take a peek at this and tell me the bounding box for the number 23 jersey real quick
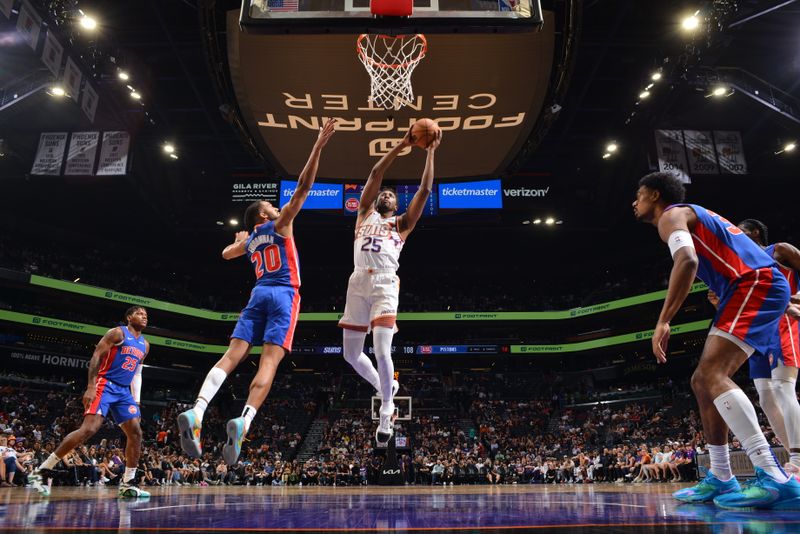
[354,211,404,271]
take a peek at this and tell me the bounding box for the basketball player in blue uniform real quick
[178,118,336,465]
[633,171,800,510]
[29,306,150,498]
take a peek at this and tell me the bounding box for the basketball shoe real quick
[118,482,151,498]
[223,417,246,465]
[375,404,395,445]
[28,469,51,497]
[673,471,741,503]
[713,467,800,510]
[177,409,203,458]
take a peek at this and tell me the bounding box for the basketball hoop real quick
[356,33,427,110]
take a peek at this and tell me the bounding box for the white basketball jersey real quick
[354,211,404,270]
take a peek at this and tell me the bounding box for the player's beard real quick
[376,202,395,216]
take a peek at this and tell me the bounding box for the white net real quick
[357,34,427,110]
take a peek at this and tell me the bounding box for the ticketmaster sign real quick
[438,179,502,209]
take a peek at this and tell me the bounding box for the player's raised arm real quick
[83,327,123,411]
[398,131,441,237]
[773,242,800,272]
[222,231,250,260]
[653,207,700,363]
[359,130,414,217]
[275,118,336,232]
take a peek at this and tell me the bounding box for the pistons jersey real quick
[354,211,404,271]
[98,325,146,386]
[666,204,776,297]
[246,220,301,288]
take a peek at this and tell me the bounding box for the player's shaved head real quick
[638,172,686,206]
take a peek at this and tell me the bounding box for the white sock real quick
[343,329,381,392]
[123,467,137,484]
[714,388,790,482]
[241,404,257,433]
[754,378,789,448]
[772,371,800,458]
[39,453,61,471]
[707,444,733,481]
[373,326,395,407]
[193,367,227,420]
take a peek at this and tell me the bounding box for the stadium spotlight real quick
[709,86,733,98]
[118,71,130,81]
[169,153,179,160]
[602,153,612,159]
[651,71,663,82]
[556,220,564,225]
[229,219,238,226]
[48,86,66,97]
[639,90,651,99]
[522,220,531,225]
[681,13,700,31]
[79,14,98,31]
[130,91,141,100]
[786,142,797,152]
[545,217,555,225]
[532,218,542,225]
[216,221,225,226]
[606,142,618,153]
[162,143,175,154]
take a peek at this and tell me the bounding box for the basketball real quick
[409,118,440,149]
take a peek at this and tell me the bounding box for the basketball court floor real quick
[3,484,800,533]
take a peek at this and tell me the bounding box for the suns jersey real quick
[765,244,800,295]
[354,211,404,271]
[245,220,301,288]
[666,204,776,296]
[97,325,146,386]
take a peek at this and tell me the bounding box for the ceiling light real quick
[162,143,175,154]
[606,142,618,153]
[522,220,531,225]
[651,72,662,82]
[118,71,129,81]
[545,217,555,225]
[645,83,654,90]
[48,86,66,97]
[556,220,563,225]
[711,86,727,97]
[602,153,612,159]
[130,92,141,100]
[169,153,179,160]
[681,14,699,31]
[639,90,651,99]
[216,221,224,226]
[229,219,238,226]
[79,15,98,31]
[533,218,541,225]
[785,142,796,153]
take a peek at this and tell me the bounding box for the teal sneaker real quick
[673,471,741,503]
[713,467,800,510]
[222,417,245,465]
[28,470,51,497]
[118,482,151,498]
[177,409,203,458]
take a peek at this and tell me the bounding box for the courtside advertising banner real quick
[438,179,502,209]
[31,132,67,175]
[96,131,130,175]
[279,180,343,209]
[64,132,100,176]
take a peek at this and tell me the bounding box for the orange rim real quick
[356,33,427,69]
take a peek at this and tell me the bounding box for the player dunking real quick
[338,129,441,445]
[178,119,336,465]
[633,172,800,510]
[30,306,150,498]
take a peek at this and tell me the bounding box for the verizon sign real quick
[503,186,550,198]
[227,11,555,180]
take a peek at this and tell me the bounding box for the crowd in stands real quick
[14,368,796,490]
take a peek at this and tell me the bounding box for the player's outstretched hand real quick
[400,128,414,147]
[315,118,337,148]
[707,290,720,309]
[427,129,442,152]
[652,321,670,364]
[787,302,800,320]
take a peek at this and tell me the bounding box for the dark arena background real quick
[1,0,799,532]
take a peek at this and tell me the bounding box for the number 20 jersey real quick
[354,211,404,271]
[246,220,301,288]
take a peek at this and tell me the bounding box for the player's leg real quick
[371,273,401,444]
[750,350,790,449]
[773,363,800,472]
[339,273,382,392]
[223,286,297,465]
[118,417,149,498]
[178,297,260,457]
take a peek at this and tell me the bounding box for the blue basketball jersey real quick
[666,204,776,296]
[765,244,800,295]
[97,325,146,386]
[245,221,301,288]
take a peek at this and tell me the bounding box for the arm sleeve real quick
[131,364,143,404]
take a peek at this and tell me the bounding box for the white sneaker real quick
[391,379,400,397]
[375,405,395,445]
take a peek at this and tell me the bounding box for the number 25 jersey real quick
[354,211,404,271]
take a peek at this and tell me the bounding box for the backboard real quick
[371,395,412,421]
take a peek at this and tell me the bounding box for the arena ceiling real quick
[0,0,798,249]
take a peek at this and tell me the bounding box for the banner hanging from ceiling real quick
[31,132,68,175]
[96,131,130,175]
